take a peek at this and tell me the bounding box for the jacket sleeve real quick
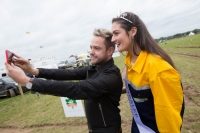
[31,68,122,100]
[36,67,88,80]
[150,69,184,133]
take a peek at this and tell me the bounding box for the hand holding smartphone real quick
[5,50,14,64]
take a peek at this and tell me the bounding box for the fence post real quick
[18,85,26,103]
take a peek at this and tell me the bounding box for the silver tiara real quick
[119,13,133,24]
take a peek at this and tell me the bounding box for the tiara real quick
[118,13,133,24]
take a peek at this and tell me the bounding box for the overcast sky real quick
[0,0,200,69]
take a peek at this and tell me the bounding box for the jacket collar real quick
[124,51,148,73]
[92,58,114,74]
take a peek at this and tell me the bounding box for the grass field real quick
[0,34,199,133]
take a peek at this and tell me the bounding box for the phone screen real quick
[5,50,14,64]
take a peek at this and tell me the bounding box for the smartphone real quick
[5,50,14,64]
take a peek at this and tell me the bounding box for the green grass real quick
[159,34,200,54]
[0,34,200,133]
[169,54,200,90]
[0,94,78,127]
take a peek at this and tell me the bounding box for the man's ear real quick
[107,47,114,56]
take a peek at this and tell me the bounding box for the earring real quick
[132,36,134,39]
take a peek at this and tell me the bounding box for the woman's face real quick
[111,22,132,52]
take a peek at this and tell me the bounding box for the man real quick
[5,28,123,133]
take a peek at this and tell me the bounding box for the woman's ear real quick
[130,27,137,37]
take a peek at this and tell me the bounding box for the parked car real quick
[57,57,76,69]
[0,76,29,97]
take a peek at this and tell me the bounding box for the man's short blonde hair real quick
[93,28,115,50]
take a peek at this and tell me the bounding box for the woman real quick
[111,12,184,133]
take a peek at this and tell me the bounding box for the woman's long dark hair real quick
[112,12,175,68]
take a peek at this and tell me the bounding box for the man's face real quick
[90,36,111,66]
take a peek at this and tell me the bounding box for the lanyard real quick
[125,79,155,133]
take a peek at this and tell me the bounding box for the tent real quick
[189,32,195,36]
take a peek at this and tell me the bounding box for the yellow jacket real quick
[125,51,184,133]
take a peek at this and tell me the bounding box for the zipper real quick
[99,103,106,126]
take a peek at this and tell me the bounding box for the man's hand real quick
[12,53,32,73]
[5,62,30,86]
[12,53,39,76]
[122,87,126,94]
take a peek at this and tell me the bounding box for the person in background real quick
[111,12,184,133]
[5,28,123,133]
[78,60,83,68]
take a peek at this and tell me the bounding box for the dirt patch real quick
[0,128,32,133]
[167,51,200,58]
[0,124,88,133]
[175,46,200,48]
[1,122,131,133]
[183,84,200,107]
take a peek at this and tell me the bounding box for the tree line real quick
[155,28,200,43]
